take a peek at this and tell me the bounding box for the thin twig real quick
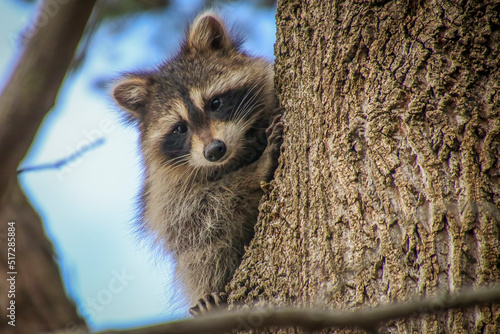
[17,137,105,174]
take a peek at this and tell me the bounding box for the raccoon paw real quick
[189,292,227,317]
[266,114,284,148]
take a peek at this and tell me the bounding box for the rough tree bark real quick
[228,0,500,333]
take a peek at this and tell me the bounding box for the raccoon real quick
[112,12,283,315]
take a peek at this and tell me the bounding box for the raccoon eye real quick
[172,123,188,134]
[210,97,221,110]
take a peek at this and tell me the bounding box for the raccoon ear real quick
[187,12,234,52]
[112,76,152,119]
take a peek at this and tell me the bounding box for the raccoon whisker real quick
[235,95,266,123]
[176,171,196,198]
[238,106,266,130]
[239,103,265,124]
[231,82,264,122]
[193,164,204,182]
[170,158,195,182]
[233,109,257,132]
[238,89,265,122]
[235,106,256,125]
[178,162,198,182]
[164,155,191,171]
[168,155,190,167]
[160,160,188,175]
[192,162,207,183]
[230,82,259,122]
[200,168,209,183]
[169,162,191,175]
[168,167,193,189]
[166,164,187,175]
[242,84,266,115]
[178,170,194,194]
[167,153,190,164]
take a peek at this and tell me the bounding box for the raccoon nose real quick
[204,139,227,162]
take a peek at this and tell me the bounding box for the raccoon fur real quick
[112,12,283,314]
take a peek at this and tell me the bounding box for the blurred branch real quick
[89,285,500,334]
[0,0,96,200]
[71,0,172,72]
[17,137,105,174]
[95,0,170,19]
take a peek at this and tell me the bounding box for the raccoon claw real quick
[272,106,285,117]
[266,114,283,147]
[189,292,227,317]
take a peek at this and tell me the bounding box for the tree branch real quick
[17,137,104,174]
[0,0,96,199]
[94,285,500,334]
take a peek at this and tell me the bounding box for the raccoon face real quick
[150,82,269,170]
[113,12,275,176]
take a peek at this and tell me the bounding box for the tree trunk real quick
[228,0,500,333]
[0,177,86,334]
[0,1,95,332]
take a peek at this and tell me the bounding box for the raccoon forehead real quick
[147,97,188,125]
[188,65,272,110]
[169,98,189,120]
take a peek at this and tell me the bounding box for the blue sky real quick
[0,0,276,332]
